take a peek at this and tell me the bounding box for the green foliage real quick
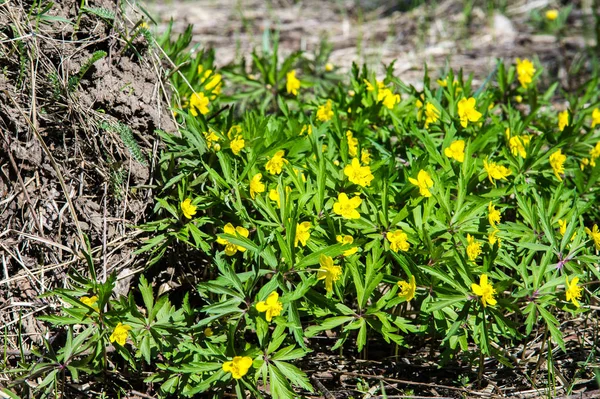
[68,50,107,91]
[100,121,148,166]
[14,17,600,399]
[81,6,115,21]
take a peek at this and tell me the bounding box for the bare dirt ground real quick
[145,0,598,89]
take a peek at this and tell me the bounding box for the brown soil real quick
[0,0,173,347]
[148,0,597,89]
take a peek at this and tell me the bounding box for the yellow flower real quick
[437,79,448,88]
[295,222,311,247]
[300,124,312,136]
[397,275,416,301]
[268,186,290,208]
[488,202,501,227]
[386,230,410,252]
[424,103,440,128]
[483,158,511,185]
[549,149,567,181]
[408,169,434,197]
[181,198,197,219]
[558,219,567,236]
[223,356,253,380]
[336,235,358,256]
[558,110,569,131]
[317,100,334,122]
[265,150,287,175]
[249,173,265,199]
[509,136,527,158]
[558,219,576,241]
[286,70,300,96]
[457,97,482,128]
[488,229,501,247]
[217,223,249,256]
[516,58,536,88]
[592,108,600,128]
[444,140,465,163]
[202,130,220,150]
[515,95,523,103]
[189,92,209,116]
[471,274,497,307]
[204,327,213,337]
[590,142,600,159]
[361,149,371,165]
[333,192,362,219]
[109,322,132,346]
[256,292,283,322]
[380,88,400,109]
[325,63,334,72]
[546,9,559,21]
[198,66,223,96]
[584,224,600,250]
[466,234,482,261]
[344,158,374,187]
[581,157,591,170]
[317,254,342,292]
[230,136,245,155]
[227,125,242,139]
[346,130,358,157]
[80,295,98,310]
[565,276,582,308]
[364,79,384,93]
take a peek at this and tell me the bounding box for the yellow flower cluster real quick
[344,158,374,187]
[265,150,288,175]
[203,130,220,151]
[581,141,600,170]
[346,131,358,157]
[397,275,416,301]
[228,125,245,156]
[256,291,283,322]
[471,274,496,307]
[483,158,511,185]
[585,224,600,250]
[317,100,334,122]
[516,58,535,88]
[549,149,567,181]
[198,65,223,97]
[109,322,132,346]
[364,79,400,109]
[249,173,266,199]
[466,234,482,261]
[409,170,433,197]
[336,234,358,256]
[217,223,249,256]
[189,92,210,116]
[558,110,569,132]
[223,356,253,379]
[424,103,440,128]
[333,193,362,219]
[444,140,465,163]
[181,198,197,219]
[457,97,482,128]
[318,255,342,292]
[506,128,531,159]
[295,222,311,247]
[286,70,300,96]
[386,230,410,252]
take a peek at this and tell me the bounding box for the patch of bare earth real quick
[147,0,597,89]
[0,0,173,372]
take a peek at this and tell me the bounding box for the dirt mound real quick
[0,0,173,345]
